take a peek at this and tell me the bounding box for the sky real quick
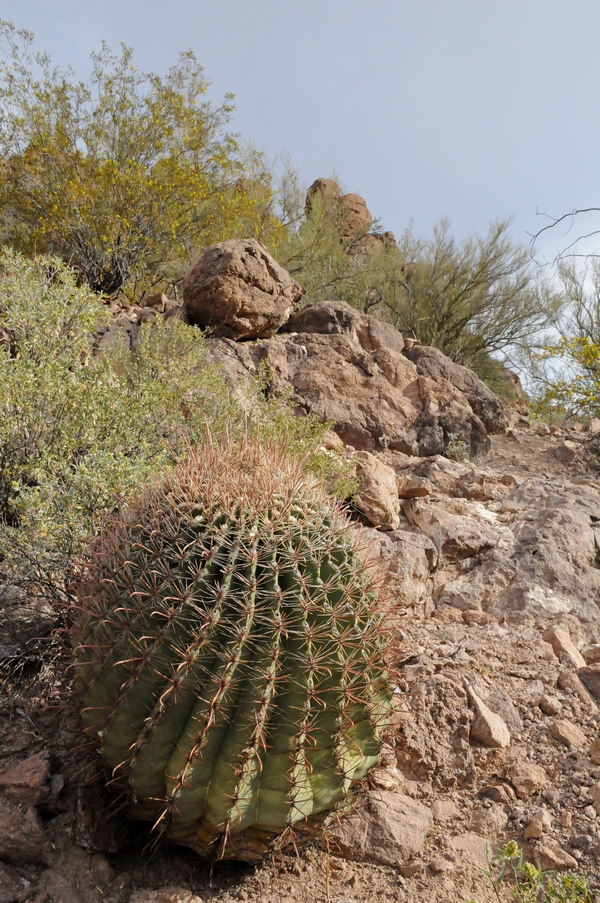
[2,0,600,264]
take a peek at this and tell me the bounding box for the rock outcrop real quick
[183,239,303,340]
[209,299,497,462]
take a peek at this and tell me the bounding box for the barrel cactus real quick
[73,434,393,862]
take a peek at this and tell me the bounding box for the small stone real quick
[583,644,600,665]
[554,440,578,464]
[0,753,52,806]
[468,687,511,748]
[0,797,52,864]
[479,784,516,806]
[589,782,600,814]
[462,610,494,626]
[557,671,597,713]
[509,761,548,799]
[532,838,578,871]
[549,718,588,748]
[539,694,562,716]
[321,430,344,450]
[429,856,454,873]
[577,664,600,699]
[524,807,552,839]
[542,627,586,668]
[535,422,551,436]
[368,765,405,793]
[396,475,433,499]
[590,739,600,765]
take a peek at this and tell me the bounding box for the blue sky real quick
[2,0,600,261]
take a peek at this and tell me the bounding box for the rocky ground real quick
[1,415,600,903]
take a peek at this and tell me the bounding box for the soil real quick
[1,416,600,903]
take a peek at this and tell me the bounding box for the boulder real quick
[183,239,303,340]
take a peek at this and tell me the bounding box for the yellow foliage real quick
[0,25,275,297]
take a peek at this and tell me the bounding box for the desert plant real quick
[0,22,267,297]
[468,841,593,903]
[72,433,393,862]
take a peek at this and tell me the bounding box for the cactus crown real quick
[73,433,393,862]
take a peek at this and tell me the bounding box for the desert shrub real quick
[0,23,271,298]
[532,261,600,419]
[0,250,352,594]
[469,840,592,903]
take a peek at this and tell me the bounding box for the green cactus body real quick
[73,436,393,861]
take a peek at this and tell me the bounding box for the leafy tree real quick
[0,22,264,297]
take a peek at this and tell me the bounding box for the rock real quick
[328,791,432,865]
[0,753,52,806]
[524,807,552,839]
[589,418,600,434]
[557,670,597,713]
[183,239,303,340]
[583,644,600,664]
[554,440,578,463]
[143,292,170,311]
[485,689,523,734]
[531,838,578,871]
[509,761,548,799]
[542,626,586,668]
[577,664,600,699]
[396,475,433,499]
[590,739,600,765]
[549,718,588,748]
[368,766,405,793]
[467,687,511,748]
[404,499,501,564]
[403,344,506,434]
[353,451,400,530]
[283,297,405,355]
[0,796,52,863]
[539,694,562,716]
[589,782,600,813]
[339,192,373,238]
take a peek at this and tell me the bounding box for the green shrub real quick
[469,841,593,903]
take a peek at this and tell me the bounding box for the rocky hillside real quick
[1,239,599,903]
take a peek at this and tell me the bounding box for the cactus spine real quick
[73,435,393,862]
